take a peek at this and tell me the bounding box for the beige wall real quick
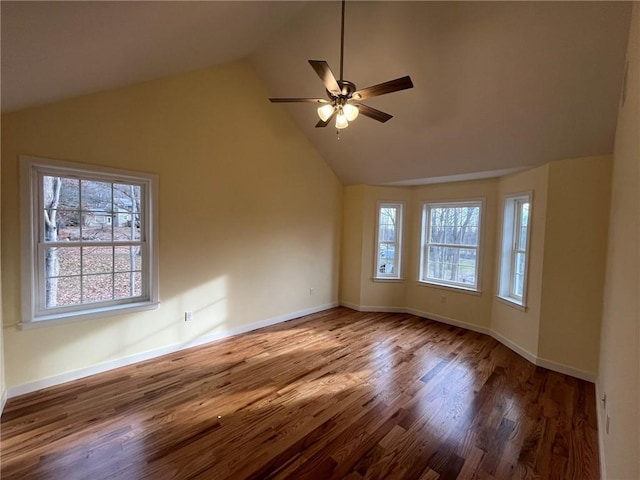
[359,186,411,309]
[406,180,498,329]
[598,3,640,479]
[0,132,5,412]
[538,156,612,374]
[491,164,549,357]
[1,61,342,390]
[339,158,612,380]
[339,185,365,307]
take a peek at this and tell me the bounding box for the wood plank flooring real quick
[0,308,600,479]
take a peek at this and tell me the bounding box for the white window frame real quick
[20,156,159,328]
[498,192,532,309]
[419,199,483,292]
[374,201,404,280]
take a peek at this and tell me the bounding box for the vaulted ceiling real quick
[1,1,633,185]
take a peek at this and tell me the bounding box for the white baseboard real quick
[339,301,406,313]
[343,303,597,383]
[535,356,596,383]
[406,308,491,335]
[7,302,338,399]
[490,329,539,366]
[595,381,607,480]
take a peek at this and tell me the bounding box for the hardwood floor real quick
[1,308,599,479]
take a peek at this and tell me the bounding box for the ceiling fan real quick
[269,0,414,130]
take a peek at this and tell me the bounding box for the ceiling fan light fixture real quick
[317,104,335,122]
[343,103,359,121]
[335,108,349,129]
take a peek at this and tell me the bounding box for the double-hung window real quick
[419,200,482,291]
[498,193,532,307]
[374,202,404,279]
[20,156,159,326]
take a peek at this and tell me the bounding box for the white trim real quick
[595,382,607,480]
[495,295,527,312]
[7,302,338,399]
[419,198,485,292]
[535,356,596,383]
[0,389,7,417]
[415,280,482,296]
[406,308,490,335]
[339,302,405,313]
[490,328,539,366]
[497,191,533,308]
[20,155,160,326]
[373,201,405,280]
[342,303,597,382]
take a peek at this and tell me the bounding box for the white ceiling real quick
[1,1,633,185]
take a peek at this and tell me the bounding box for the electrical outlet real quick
[309,288,314,295]
[184,311,194,322]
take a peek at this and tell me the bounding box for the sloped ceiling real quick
[1,1,633,185]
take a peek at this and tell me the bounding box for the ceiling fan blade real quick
[315,110,336,128]
[308,60,341,95]
[352,76,414,101]
[355,103,393,123]
[269,97,329,103]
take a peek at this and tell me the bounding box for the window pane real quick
[48,247,81,276]
[114,246,142,272]
[114,272,132,298]
[81,180,112,212]
[515,252,526,275]
[429,206,479,246]
[426,246,476,285]
[518,226,528,250]
[378,242,396,275]
[514,273,524,298]
[458,248,477,285]
[80,212,113,241]
[56,212,80,241]
[521,202,529,227]
[379,207,396,242]
[83,274,113,303]
[133,272,143,297]
[82,246,113,274]
[378,259,395,275]
[47,276,81,308]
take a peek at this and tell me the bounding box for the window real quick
[374,202,404,279]
[498,193,532,307]
[20,156,159,326]
[419,200,482,291]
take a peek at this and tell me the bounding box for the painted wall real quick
[339,185,365,307]
[1,61,342,391]
[339,158,612,381]
[598,3,640,479]
[359,186,411,310]
[406,180,498,330]
[0,136,5,413]
[491,164,549,358]
[538,156,612,375]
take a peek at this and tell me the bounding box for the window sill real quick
[21,301,160,329]
[496,296,528,311]
[372,277,405,283]
[416,281,482,296]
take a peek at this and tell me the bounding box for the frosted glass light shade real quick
[335,111,349,129]
[317,104,335,122]
[343,104,359,121]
